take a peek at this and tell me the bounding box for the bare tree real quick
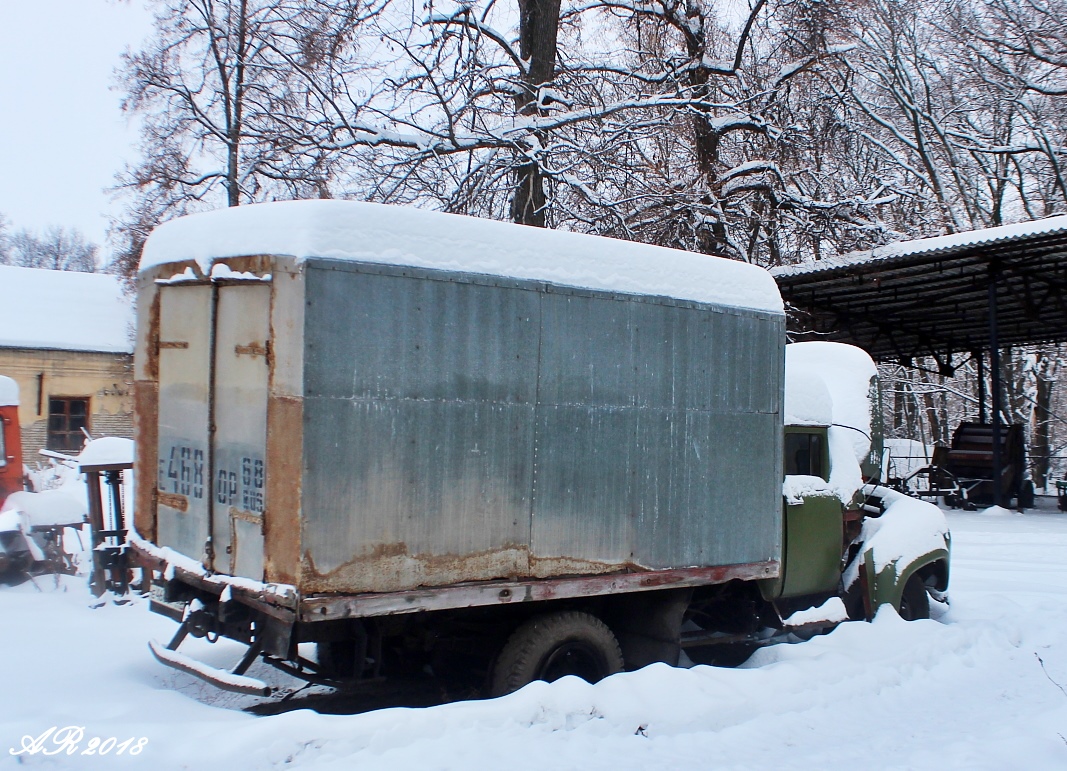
[1027,348,1062,489]
[335,0,885,261]
[0,213,9,265]
[4,225,98,272]
[114,0,381,272]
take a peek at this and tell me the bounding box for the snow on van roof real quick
[784,369,832,427]
[0,265,134,354]
[140,200,784,314]
[0,376,17,407]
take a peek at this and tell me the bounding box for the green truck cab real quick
[762,342,950,626]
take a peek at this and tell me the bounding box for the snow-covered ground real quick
[2,503,1066,770]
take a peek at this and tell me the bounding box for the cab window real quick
[785,431,825,479]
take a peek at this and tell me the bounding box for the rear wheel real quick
[490,611,623,697]
[897,573,930,621]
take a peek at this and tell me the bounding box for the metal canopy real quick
[772,216,1067,506]
[772,216,1067,370]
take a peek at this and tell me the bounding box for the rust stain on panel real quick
[234,343,269,358]
[299,541,638,595]
[214,255,275,276]
[528,553,648,579]
[264,394,302,585]
[157,490,188,512]
[229,506,262,525]
[301,543,528,595]
[133,380,159,541]
[142,288,161,383]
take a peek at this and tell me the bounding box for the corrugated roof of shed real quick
[772,216,1067,364]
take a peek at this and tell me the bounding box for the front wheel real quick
[490,611,624,697]
[897,573,930,621]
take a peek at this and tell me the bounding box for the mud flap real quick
[148,624,270,697]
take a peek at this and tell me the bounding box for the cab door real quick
[780,428,843,598]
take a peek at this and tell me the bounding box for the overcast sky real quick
[0,0,152,253]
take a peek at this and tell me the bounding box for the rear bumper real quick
[148,638,270,697]
[132,539,300,690]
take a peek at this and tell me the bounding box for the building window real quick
[48,397,90,452]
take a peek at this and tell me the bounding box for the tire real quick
[490,611,624,697]
[897,573,930,621]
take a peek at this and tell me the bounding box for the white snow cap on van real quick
[140,200,784,315]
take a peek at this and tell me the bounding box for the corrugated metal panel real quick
[301,264,538,592]
[304,266,539,404]
[298,260,782,593]
[531,294,782,571]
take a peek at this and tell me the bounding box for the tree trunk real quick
[511,0,561,227]
[1031,351,1055,490]
[919,369,944,446]
[225,0,248,207]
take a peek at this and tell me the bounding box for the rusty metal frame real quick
[130,540,297,619]
[83,460,133,597]
[134,537,776,627]
[298,560,779,622]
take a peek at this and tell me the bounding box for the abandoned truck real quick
[130,200,949,697]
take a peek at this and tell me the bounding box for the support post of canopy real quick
[988,266,1003,506]
[976,350,987,425]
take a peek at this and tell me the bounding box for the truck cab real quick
[774,342,949,623]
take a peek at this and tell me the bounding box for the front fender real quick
[866,547,950,616]
[846,485,951,618]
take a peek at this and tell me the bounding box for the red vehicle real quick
[0,376,23,505]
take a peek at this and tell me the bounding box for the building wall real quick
[0,347,134,463]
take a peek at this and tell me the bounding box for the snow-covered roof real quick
[0,376,16,407]
[0,266,134,354]
[773,215,1067,362]
[141,200,784,314]
[787,342,876,441]
[771,214,1067,278]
